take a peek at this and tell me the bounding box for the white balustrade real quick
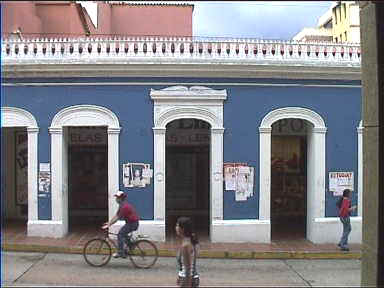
[1,36,361,66]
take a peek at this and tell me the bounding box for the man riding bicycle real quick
[102,191,139,258]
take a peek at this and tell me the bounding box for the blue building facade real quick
[1,38,362,243]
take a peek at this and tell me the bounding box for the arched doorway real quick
[259,107,327,243]
[165,118,211,239]
[1,107,38,235]
[270,118,309,240]
[151,86,227,242]
[49,105,120,237]
[66,126,108,230]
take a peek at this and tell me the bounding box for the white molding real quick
[1,107,39,236]
[1,82,362,88]
[48,105,121,238]
[259,107,327,243]
[151,86,227,241]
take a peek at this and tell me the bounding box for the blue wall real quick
[2,77,361,220]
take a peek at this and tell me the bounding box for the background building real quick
[332,1,360,43]
[2,1,193,38]
[293,6,333,42]
[293,1,360,43]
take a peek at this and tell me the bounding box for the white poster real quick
[224,164,237,191]
[123,163,152,188]
[224,163,254,201]
[329,172,354,196]
[39,171,51,193]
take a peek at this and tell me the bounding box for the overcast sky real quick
[192,1,334,40]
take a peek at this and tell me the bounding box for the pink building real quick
[2,1,193,38]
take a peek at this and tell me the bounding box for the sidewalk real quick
[1,221,361,260]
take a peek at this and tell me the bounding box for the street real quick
[2,251,360,287]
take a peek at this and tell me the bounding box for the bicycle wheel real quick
[83,238,112,267]
[128,239,159,269]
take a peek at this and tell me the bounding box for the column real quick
[211,128,225,221]
[258,127,271,221]
[108,127,121,220]
[312,127,327,219]
[27,127,39,222]
[153,127,166,222]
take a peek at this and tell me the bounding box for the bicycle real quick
[83,229,159,268]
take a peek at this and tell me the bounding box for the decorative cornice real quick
[27,127,40,133]
[259,127,272,133]
[152,127,167,135]
[211,128,225,134]
[313,127,328,134]
[107,127,122,134]
[48,127,63,134]
[150,85,227,101]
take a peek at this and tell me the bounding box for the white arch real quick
[259,106,327,243]
[151,86,226,242]
[47,104,121,237]
[260,107,326,129]
[1,107,39,236]
[156,107,220,129]
[50,105,119,128]
[1,106,38,128]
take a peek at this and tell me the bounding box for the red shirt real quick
[339,198,351,218]
[118,201,139,222]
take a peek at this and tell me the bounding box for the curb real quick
[2,244,361,260]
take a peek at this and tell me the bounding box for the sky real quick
[192,1,335,40]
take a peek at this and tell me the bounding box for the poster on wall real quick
[39,163,51,193]
[15,131,28,205]
[224,163,254,201]
[329,172,354,196]
[123,163,153,188]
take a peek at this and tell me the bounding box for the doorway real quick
[1,127,28,228]
[165,119,210,239]
[67,126,108,230]
[270,119,308,240]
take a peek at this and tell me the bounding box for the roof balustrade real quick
[1,37,361,67]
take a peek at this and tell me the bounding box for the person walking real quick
[337,189,357,251]
[102,191,139,258]
[175,217,200,287]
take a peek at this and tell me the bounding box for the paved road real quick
[2,251,361,287]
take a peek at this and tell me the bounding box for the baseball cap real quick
[114,191,126,198]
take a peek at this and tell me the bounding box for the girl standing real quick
[175,217,200,287]
[338,189,357,251]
